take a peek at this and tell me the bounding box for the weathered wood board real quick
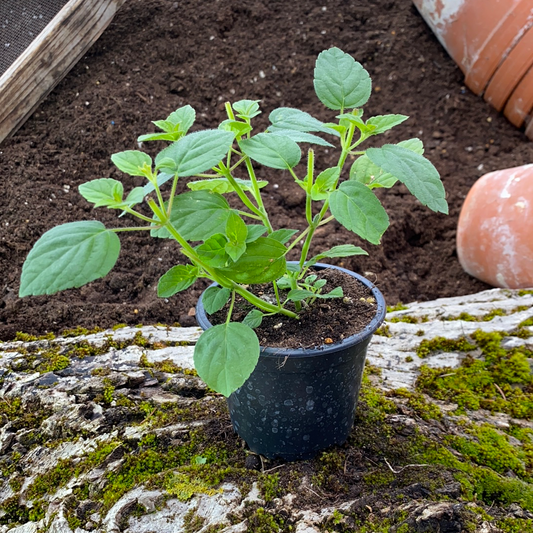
[0,0,127,145]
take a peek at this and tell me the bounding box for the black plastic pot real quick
[195,263,386,461]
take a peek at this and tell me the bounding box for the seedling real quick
[20,48,447,396]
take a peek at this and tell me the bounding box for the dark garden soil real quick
[2,0,533,340]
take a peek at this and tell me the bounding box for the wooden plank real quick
[0,0,128,145]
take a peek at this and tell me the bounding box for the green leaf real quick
[20,221,120,297]
[202,286,231,314]
[269,229,298,244]
[123,187,145,207]
[151,190,232,241]
[321,244,368,258]
[321,286,344,298]
[268,107,340,137]
[194,323,260,397]
[232,100,261,120]
[138,106,196,143]
[289,286,343,301]
[313,279,327,289]
[152,119,176,132]
[157,265,198,297]
[154,130,235,177]
[137,132,178,142]
[311,167,340,201]
[219,119,253,138]
[286,289,315,302]
[314,48,372,110]
[239,133,301,170]
[217,237,287,284]
[276,275,292,290]
[366,144,448,214]
[197,234,230,268]
[225,213,248,262]
[266,128,334,147]
[245,225,267,243]
[350,138,424,189]
[329,181,389,244]
[337,113,371,134]
[78,179,124,208]
[397,138,424,154]
[350,156,387,187]
[366,114,409,135]
[167,105,196,133]
[111,151,152,177]
[306,244,368,267]
[187,177,268,195]
[242,309,263,329]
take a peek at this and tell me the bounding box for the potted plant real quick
[19,48,447,460]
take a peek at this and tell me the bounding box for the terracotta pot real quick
[456,164,533,289]
[413,0,533,136]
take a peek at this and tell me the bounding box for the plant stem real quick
[244,157,274,233]
[218,166,265,221]
[161,217,299,319]
[305,150,314,226]
[226,290,236,325]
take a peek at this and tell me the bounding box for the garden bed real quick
[2,0,533,340]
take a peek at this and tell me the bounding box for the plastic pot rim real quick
[195,262,386,359]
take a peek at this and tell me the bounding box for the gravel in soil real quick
[2,0,533,340]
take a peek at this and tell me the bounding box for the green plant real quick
[19,48,447,396]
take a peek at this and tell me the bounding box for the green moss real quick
[91,367,111,377]
[391,389,442,420]
[447,424,529,479]
[418,438,533,510]
[0,496,45,525]
[139,352,196,375]
[417,330,533,418]
[481,308,507,321]
[0,397,51,430]
[358,370,397,423]
[27,459,76,500]
[183,508,205,533]
[416,336,476,358]
[258,473,281,503]
[518,317,533,328]
[518,290,533,297]
[60,326,105,337]
[386,303,409,313]
[246,507,286,533]
[389,316,420,324]
[164,472,221,501]
[375,324,391,337]
[496,517,533,532]
[14,331,55,342]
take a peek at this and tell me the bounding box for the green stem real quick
[226,290,236,325]
[161,217,298,319]
[166,173,179,216]
[244,157,274,233]
[111,226,156,233]
[237,210,263,221]
[284,227,310,255]
[121,207,159,225]
[218,166,267,223]
[305,150,314,225]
